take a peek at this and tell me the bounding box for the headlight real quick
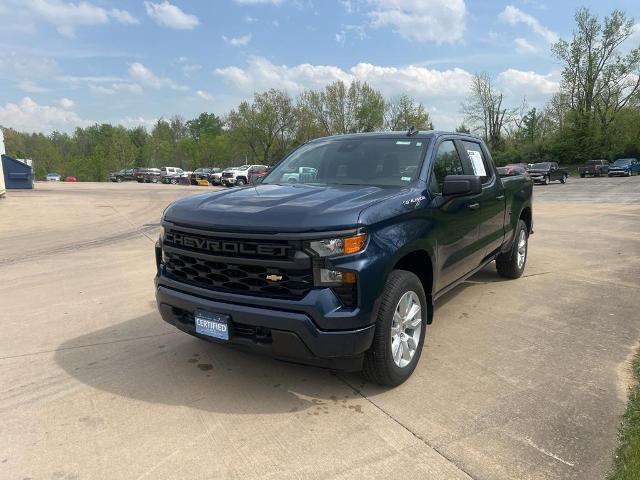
[308,233,367,257]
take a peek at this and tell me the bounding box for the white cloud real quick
[88,84,116,95]
[222,34,252,47]
[514,37,538,54]
[0,97,86,132]
[335,24,366,45]
[499,5,558,44]
[144,1,199,30]
[117,116,158,129]
[128,63,188,91]
[0,51,59,80]
[196,90,214,101]
[245,15,258,23]
[233,0,284,5]
[368,0,466,44]
[214,57,473,99]
[498,69,560,99]
[109,8,139,25]
[58,98,74,109]
[22,0,138,37]
[16,80,50,93]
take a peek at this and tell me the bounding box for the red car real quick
[64,176,78,182]
[248,166,270,184]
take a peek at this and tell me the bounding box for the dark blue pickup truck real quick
[155,131,533,386]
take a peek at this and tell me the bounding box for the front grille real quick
[164,251,313,299]
[222,172,234,178]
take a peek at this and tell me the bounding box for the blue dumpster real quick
[1,154,34,189]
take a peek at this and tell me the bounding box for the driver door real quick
[429,139,486,291]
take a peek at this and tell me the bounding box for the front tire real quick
[560,174,567,184]
[170,178,177,185]
[496,219,528,279]
[542,176,548,185]
[235,178,246,186]
[363,270,427,387]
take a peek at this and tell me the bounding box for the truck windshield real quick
[531,162,551,169]
[613,159,632,166]
[263,137,428,187]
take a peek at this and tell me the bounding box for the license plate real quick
[194,310,230,341]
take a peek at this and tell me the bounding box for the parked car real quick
[209,169,224,185]
[64,176,77,182]
[222,165,268,187]
[281,166,318,184]
[133,167,160,183]
[155,131,534,386]
[248,166,270,184]
[46,172,61,181]
[160,166,185,184]
[608,158,640,177]
[498,165,528,177]
[138,168,161,183]
[110,168,138,182]
[527,162,568,184]
[190,167,220,185]
[578,159,609,177]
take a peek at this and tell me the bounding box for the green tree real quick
[384,94,430,131]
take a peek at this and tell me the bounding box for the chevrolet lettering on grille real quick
[165,232,290,258]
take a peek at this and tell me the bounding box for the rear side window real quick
[462,141,492,183]
[430,140,465,193]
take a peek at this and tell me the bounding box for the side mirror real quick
[442,175,482,197]
[251,175,265,185]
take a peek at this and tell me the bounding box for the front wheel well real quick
[392,250,434,324]
[520,207,532,234]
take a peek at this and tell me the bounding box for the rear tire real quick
[496,219,528,279]
[363,270,427,387]
[580,173,585,178]
[116,177,123,183]
[542,176,548,185]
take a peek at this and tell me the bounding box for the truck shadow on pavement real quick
[54,313,366,415]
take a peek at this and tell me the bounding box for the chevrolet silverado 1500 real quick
[155,131,533,386]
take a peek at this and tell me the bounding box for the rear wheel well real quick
[393,250,434,324]
[520,207,532,234]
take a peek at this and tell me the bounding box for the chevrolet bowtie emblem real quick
[265,274,283,282]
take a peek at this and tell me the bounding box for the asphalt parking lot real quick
[1,177,639,480]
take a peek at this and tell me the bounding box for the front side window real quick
[263,138,427,187]
[430,140,464,193]
[462,141,492,183]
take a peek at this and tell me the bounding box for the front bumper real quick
[156,280,375,371]
[608,169,629,176]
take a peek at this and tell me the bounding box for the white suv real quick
[221,165,268,187]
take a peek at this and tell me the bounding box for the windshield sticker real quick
[467,150,487,176]
[416,142,422,146]
[395,141,411,145]
[401,176,411,181]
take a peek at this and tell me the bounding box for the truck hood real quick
[163,183,405,233]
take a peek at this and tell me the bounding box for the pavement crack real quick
[0,332,177,361]
[336,374,476,480]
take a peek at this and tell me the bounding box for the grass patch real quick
[609,351,640,480]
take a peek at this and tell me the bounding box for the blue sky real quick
[0,0,638,133]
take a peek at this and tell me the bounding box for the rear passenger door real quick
[429,139,486,290]
[460,140,506,258]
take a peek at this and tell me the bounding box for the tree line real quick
[1,82,430,182]
[2,7,639,181]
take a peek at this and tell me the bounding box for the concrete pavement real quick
[1,177,639,479]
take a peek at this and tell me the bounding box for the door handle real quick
[467,203,480,210]
[496,195,505,201]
